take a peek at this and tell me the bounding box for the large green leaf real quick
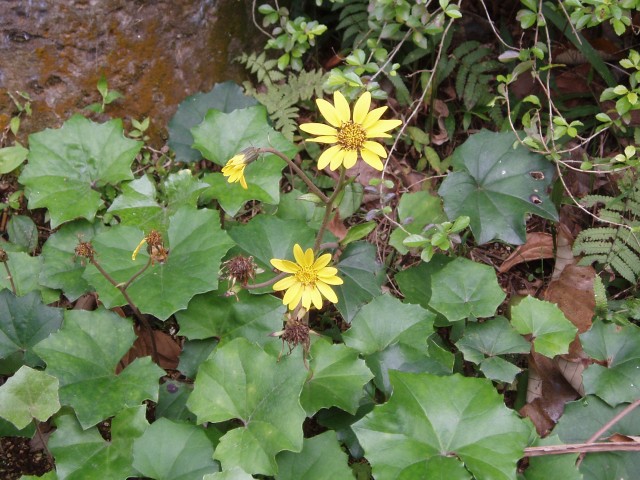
[83,207,234,320]
[456,316,531,383]
[395,255,454,311]
[50,407,148,480]
[580,319,640,406]
[40,220,104,301]
[429,257,506,322]
[438,130,557,245]
[155,380,197,423]
[175,289,285,349]
[19,115,142,228]
[335,242,385,323]
[0,365,60,429]
[276,431,353,480]
[0,290,63,373]
[204,469,254,480]
[33,309,164,428]
[352,371,529,480]
[300,339,373,415]
[389,191,446,254]
[168,81,258,163]
[192,106,296,216]
[132,418,219,480]
[555,396,640,480]
[511,296,577,358]
[187,338,308,476]
[107,171,209,234]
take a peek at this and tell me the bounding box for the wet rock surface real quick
[0,0,257,142]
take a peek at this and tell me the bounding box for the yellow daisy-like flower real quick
[271,244,344,311]
[221,153,249,189]
[299,91,402,171]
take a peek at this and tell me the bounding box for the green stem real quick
[2,260,16,295]
[313,168,347,253]
[244,271,287,290]
[259,147,330,204]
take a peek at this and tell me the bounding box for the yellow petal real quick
[303,247,315,267]
[343,150,358,169]
[293,244,306,265]
[301,286,313,310]
[361,106,388,130]
[316,281,338,303]
[287,286,304,310]
[313,253,332,270]
[318,273,343,285]
[310,286,324,309]
[306,135,339,144]
[363,141,387,158]
[365,119,403,137]
[270,258,299,273]
[239,175,248,189]
[333,91,351,123]
[353,91,372,124]
[283,281,303,306]
[273,275,298,291]
[361,148,384,171]
[300,122,338,136]
[318,145,344,170]
[318,266,338,277]
[316,98,342,128]
[330,150,346,170]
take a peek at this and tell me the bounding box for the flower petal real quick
[361,148,384,171]
[318,273,343,285]
[239,174,248,189]
[361,106,388,130]
[330,150,347,170]
[311,286,324,309]
[363,140,387,158]
[318,266,338,277]
[301,285,313,310]
[318,146,345,170]
[282,281,302,306]
[316,281,338,303]
[300,122,338,136]
[270,259,299,274]
[293,244,306,265]
[287,287,304,311]
[353,91,371,124]
[305,135,339,144]
[343,150,358,169]
[316,98,342,128]
[313,253,332,270]
[365,119,403,137]
[303,247,315,267]
[333,91,351,123]
[273,275,298,291]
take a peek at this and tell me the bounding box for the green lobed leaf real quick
[33,309,164,428]
[276,430,353,480]
[0,290,63,374]
[0,365,60,429]
[511,296,577,358]
[580,319,640,406]
[155,380,197,423]
[132,418,219,480]
[353,371,529,480]
[429,257,506,322]
[168,81,258,163]
[274,188,326,230]
[203,468,254,480]
[301,339,373,415]
[478,356,523,384]
[438,130,558,245]
[175,289,285,354]
[192,105,296,216]
[83,207,234,320]
[389,191,446,254]
[19,115,142,228]
[0,251,59,302]
[334,242,385,323]
[39,219,104,301]
[187,338,308,476]
[7,215,38,253]
[177,338,218,379]
[395,255,454,312]
[50,407,149,480]
[555,396,640,480]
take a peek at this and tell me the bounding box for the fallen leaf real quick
[498,232,554,273]
[117,325,181,372]
[326,211,347,241]
[550,224,575,281]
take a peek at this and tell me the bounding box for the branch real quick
[525,441,640,457]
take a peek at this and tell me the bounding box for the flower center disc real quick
[296,267,317,286]
[337,121,366,150]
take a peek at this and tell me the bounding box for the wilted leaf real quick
[498,232,554,273]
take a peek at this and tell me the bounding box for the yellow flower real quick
[271,244,343,311]
[221,154,249,189]
[299,91,402,171]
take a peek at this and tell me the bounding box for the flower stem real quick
[244,271,287,290]
[2,261,16,295]
[314,167,346,253]
[258,147,330,204]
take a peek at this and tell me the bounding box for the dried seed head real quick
[222,255,257,287]
[0,249,7,263]
[75,241,95,259]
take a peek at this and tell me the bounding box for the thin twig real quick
[479,0,518,50]
[370,30,412,82]
[314,167,346,252]
[251,0,274,39]
[3,261,16,295]
[525,441,640,457]
[244,271,287,290]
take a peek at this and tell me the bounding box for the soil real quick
[0,436,54,479]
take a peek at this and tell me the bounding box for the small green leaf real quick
[33,309,164,428]
[187,338,308,476]
[19,115,142,228]
[341,221,376,246]
[353,372,529,480]
[456,316,530,364]
[429,257,506,322]
[132,418,218,480]
[511,296,577,358]
[389,191,446,254]
[276,431,353,480]
[0,366,59,429]
[395,255,454,311]
[0,144,28,174]
[7,215,38,253]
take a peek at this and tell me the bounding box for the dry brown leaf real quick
[551,224,576,281]
[326,211,347,241]
[607,433,640,443]
[117,325,181,372]
[498,232,554,273]
[431,99,450,146]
